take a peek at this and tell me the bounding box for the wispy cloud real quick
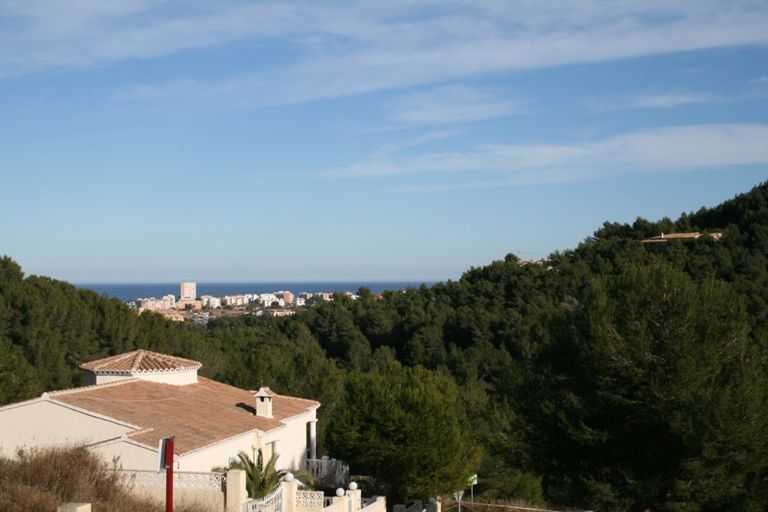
[5,1,766,106]
[386,85,524,124]
[370,130,460,157]
[627,94,719,108]
[591,92,722,111]
[0,1,303,73]
[326,124,768,189]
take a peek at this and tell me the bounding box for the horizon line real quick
[73,279,442,285]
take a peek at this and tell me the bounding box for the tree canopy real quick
[325,360,480,501]
[3,181,768,510]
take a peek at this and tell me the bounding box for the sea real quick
[75,282,435,302]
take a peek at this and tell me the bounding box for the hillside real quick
[2,181,768,511]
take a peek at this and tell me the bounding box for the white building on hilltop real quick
[0,350,319,472]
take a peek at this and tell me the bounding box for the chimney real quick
[254,386,274,418]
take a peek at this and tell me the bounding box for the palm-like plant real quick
[229,449,286,499]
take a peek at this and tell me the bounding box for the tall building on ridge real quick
[180,281,196,300]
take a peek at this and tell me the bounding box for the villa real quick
[0,350,319,472]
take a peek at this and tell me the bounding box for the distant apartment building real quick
[316,292,333,302]
[222,295,247,307]
[136,294,176,312]
[200,295,222,308]
[157,309,185,322]
[180,281,197,300]
[176,299,202,311]
[265,309,296,317]
[258,293,284,307]
[279,291,295,304]
[295,297,306,307]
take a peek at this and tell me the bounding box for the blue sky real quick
[1,1,767,282]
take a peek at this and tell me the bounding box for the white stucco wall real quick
[179,430,260,472]
[84,373,132,385]
[127,482,225,512]
[178,408,316,472]
[0,399,134,458]
[263,410,316,470]
[86,369,198,386]
[90,439,159,470]
[133,370,198,385]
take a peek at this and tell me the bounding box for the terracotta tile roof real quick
[50,377,319,455]
[80,350,202,374]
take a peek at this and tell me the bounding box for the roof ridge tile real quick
[81,350,202,374]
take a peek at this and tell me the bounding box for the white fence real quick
[119,469,231,511]
[276,478,385,512]
[296,490,325,512]
[120,469,226,491]
[71,465,386,512]
[117,470,390,512]
[244,482,284,512]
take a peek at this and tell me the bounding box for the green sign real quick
[467,474,478,486]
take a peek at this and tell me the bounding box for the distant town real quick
[128,281,361,324]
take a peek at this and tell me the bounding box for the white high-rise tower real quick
[180,281,197,300]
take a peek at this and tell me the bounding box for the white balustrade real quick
[295,490,325,512]
[245,483,284,512]
[120,470,226,491]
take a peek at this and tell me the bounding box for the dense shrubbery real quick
[0,446,206,512]
[2,181,768,510]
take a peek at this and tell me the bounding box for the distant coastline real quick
[75,282,436,302]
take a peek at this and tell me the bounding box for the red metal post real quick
[165,436,175,512]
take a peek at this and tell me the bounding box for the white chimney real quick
[254,386,274,418]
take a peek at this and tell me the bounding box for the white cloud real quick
[593,93,722,111]
[0,1,307,73]
[326,124,768,187]
[387,85,524,124]
[371,130,460,157]
[3,1,767,107]
[631,94,717,108]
